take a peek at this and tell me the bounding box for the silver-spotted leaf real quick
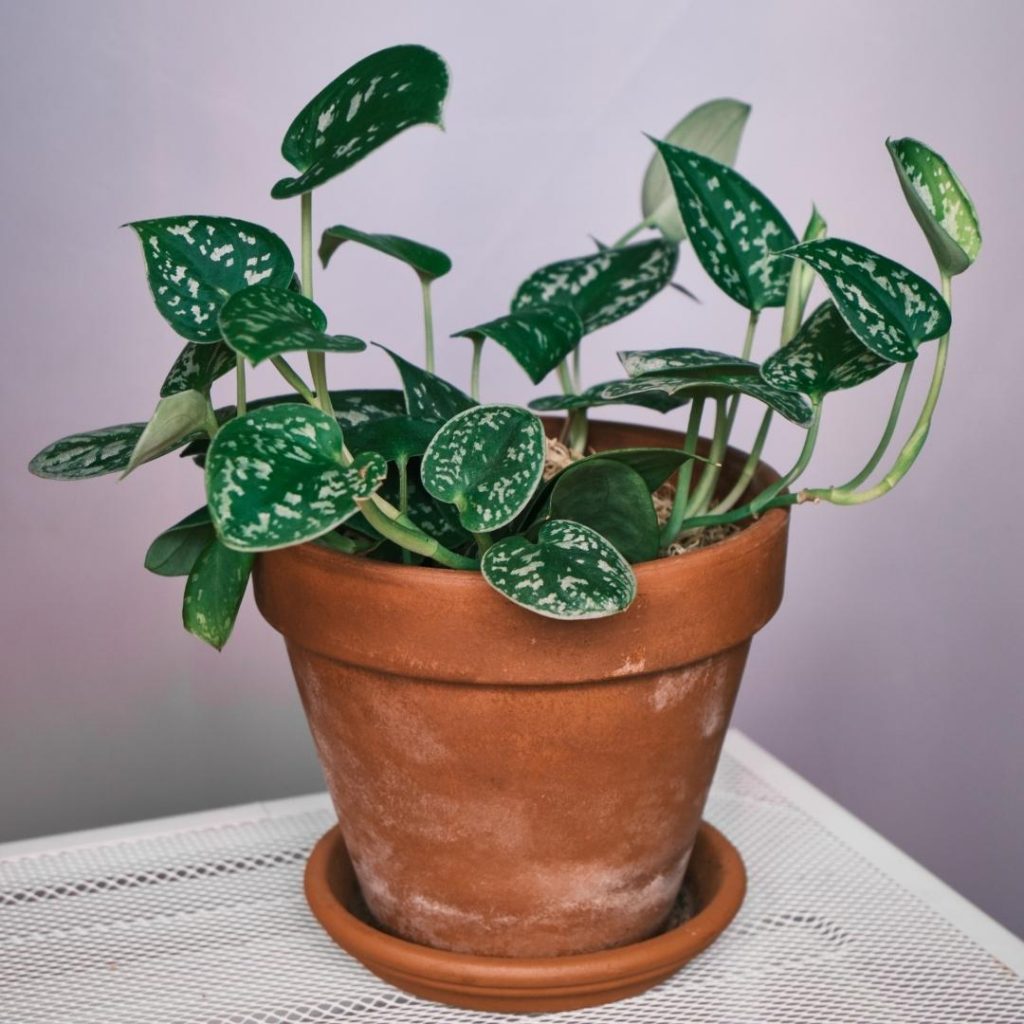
[145,507,215,577]
[619,346,755,378]
[512,240,678,333]
[789,205,828,327]
[182,538,254,650]
[29,423,146,480]
[218,286,365,365]
[482,520,636,620]
[642,99,751,242]
[453,306,584,385]
[377,344,475,421]
[421,405,545,532]
[529,382,688,414]
[126,389,210,475]
[651,140,797,310]
[346,415,439,463]
[327,389,407,427]
[161,341,236,397]
[781,239,951,361]
[128,216,294,341]
[205,404,387,551]
[762,301,895,397]
[319,224,451,280]
[273,45,449,199]
[887,137,981,277]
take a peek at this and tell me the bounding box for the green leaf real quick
[272,45,449,199]
[642,98,751,242]
[421,405,545,532]
[790,205,828,322]
[376,344,475,421]
[482,520,636,620]
[512,240,678,333]
[182,538,254,650]
[218,286,365,365]
[205,404,387,551]
[29,423,145,480]
[547,459,659,563]
[128,216,294,341]
[319,224,451,280]
[619,346,754,378]
[247,388,406,426]
[161,341,237,398]
[650,140,797,310]
[529,381,689,414]
[780,238,951,362]
[762,301,895,398]
[453,306,584,385]
[404,467,472,549]
[145,507,215,577]
[346,415,439,463]
[601,372,814,425]
[126,389,210,475]
[887,137,981,277]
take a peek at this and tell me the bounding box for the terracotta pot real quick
[254,419,788,959]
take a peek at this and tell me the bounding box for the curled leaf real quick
[145,507,215,577]
[320,224,451,280]
[620,346,755,378]
[126,389,210,475]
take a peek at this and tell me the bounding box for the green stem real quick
[472,531,493,555]
[712,408,772,514]
[203,403,220,440]
[357,496,478,569]
[572,346,582,392]
[660,397,705,547]
[299,191,332,417]
[685,397,729,518]
[398,457,410,515]
[780,258,805,346]
[724,310,760,436]
[235,354,247,417]
[270,356,317,405]
[420,276,436,373]
[470,337,483,401]
[556,360,575,395]
[612,216,654,248]
[836,361,915,491]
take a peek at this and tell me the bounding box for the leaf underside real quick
[319,224,451,280]
[126,389,210,474]
[620,346,755,378]
[145,506,215,577]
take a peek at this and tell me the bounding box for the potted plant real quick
[29,44,980,1013]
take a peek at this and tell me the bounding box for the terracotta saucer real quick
[304,822,746,1014]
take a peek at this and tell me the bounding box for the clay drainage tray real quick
[304,822,746,1014]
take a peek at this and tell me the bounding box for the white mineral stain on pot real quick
[650,670,697,711]
[612,654,646,677]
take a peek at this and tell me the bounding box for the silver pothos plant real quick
[30,45,981,646]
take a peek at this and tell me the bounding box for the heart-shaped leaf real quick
[642,98,751,242]
[218,286,365,365]
[548,459,659,563]
[887,137,981,277]
[183,538,254,650]
[421,405,545,532]
[453,306,584,385]
[601,372,813,425]
[781,239,951,361]
[205,404,387,551]
[762,301,895,397]
[272,45,449,199]
[512,240,678,333]
[651,140,797,310]
[29,423,146,480]
[145,507,215,577]
[126,389,210,475]
[161,341,237,398]
[377,344,476,421]
[346,415,439,463]
[319,224,451,280]
[529,382,689,414]
[128,216,294,341]
[619,346,755,378]
[482,520,636,620]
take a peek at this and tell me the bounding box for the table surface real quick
[2,730,1022,1024]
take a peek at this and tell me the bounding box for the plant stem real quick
[270,356,317,405]
[724,310,759,434]
[685,396,728,518]
[235,354,247,417]
[357,496,478,569]
[659,397,704,547]
[780,257,806,346]
[712,408,772,514]
[299,191,333,417]
[572,346,582,392]
[472,531,493,555]
[420,276,436,373]
[398,457,410,515]
[836,361,915,491]
[612,216,654,248]
[470,337,483,401]
[203,403,220,440]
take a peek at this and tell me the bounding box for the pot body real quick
[255,420,788,958]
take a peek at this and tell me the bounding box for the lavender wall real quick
[2,1,1021,934]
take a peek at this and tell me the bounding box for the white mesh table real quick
[2,730,1022,1024]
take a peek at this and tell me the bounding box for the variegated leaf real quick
[619,346,755,378]
[128,216,294,341]
[29,423,146,480]
[182,538,254,650]
[272,45,449,199]
[482,520,636,620]
[376,344,475,421]
[161,341,236,397]
[346,415,439,463]
[651,140,797,310]
[205,404,387,551]
[512,240,678,333]
[781,239,951,362]
[642,98,751,242]
[601,372,813,425]
[452,306,584,385]
[529,381,688,414]
[145,507,214,577]
[327,389,407,427]
[218,286,365,365]
[791,206,828,322]
[762,301,895,397]
[421,405,545,532]
[126,389,210,475]
[887,137,981,277]
[319,224,451,280]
